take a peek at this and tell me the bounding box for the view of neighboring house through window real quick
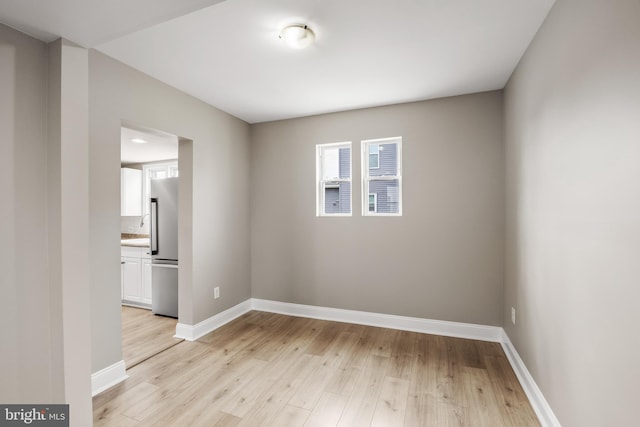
[369,144,380,169]
[368,193,377,213]
[316,142,352,216]
[362,137,402,216]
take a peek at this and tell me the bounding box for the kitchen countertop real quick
[121,237,150,247]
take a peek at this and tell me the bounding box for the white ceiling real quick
[121,126,178,165]
[0,0,555,124]
[0,0,226,46]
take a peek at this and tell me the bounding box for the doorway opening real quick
[119,122,184,368]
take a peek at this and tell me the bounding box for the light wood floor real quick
[121,306,183,369]
[95,311,540,426]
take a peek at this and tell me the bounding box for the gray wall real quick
[503,0,640,425]
[47,38,93,425]
[251,92,504,326]
[89,51,252,373]
[0,22,51,404]
[0,27,93,424]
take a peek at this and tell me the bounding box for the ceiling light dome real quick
[279,24,315,49]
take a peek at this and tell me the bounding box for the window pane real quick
[367,179,400,214]
[322,147,340,179]
[324,181,351,214]
[369,142,397,176]
[368,194,376,212]
[338,147,351,178]
[317,143,351,216]
[322,147,351,180]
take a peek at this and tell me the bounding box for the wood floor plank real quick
[233,355,323,426]
[223,353,321,418]
[336,354,390,427]
[405,390,438,427]
[93,311,541,427]
[460,366,507,427]
[269,405,311,427]
[93,382,158,426]
[404,333,438,426]
[435,335,465,408]
[370,376,410,427]
[455,338,486,370]
[305,321,343,356]
[120,306,182,369]
[246,315,321,362]
[436,401,467,427]
[475,340,505,358]
[190,411,241,427]
[324,364,362,397]
[369,327,398,358]
[289,331,360,410]
[96,413,139,427]
[303,392,348,427]
[484,355,542,427]
[388,350,415,380]
[132,354,268,425]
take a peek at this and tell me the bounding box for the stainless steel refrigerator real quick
[150,177,179,318]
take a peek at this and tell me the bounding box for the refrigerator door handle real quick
[150,197,158,255]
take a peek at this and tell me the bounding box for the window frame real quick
[316,141,352,217]
[361,136,403,217]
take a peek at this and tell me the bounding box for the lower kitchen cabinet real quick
[141,258,152,305]
[121,256,141,301]
[121,246,152,307]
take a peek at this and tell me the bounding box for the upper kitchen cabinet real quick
[121,167,143,216]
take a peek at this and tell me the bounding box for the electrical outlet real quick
[214,287,220,299]
[511,307,516,325]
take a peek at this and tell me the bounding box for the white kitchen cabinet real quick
[141,258,153,305]
[121,167,143,216]
[121,246,152,307]
[121,256,141,301]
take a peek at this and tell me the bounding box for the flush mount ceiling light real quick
[279,24,315,49]
[131,138,148,144]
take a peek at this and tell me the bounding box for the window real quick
[316,142,352,216]
[362,137,402,216]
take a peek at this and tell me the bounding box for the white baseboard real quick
[121,301,151,310]
[250,298,503,342]
[501,331,561,427]
[175,299,253,341]
[91,360,128,397]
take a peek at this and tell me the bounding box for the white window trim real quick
[316,141,352,217]
[361,136,402,216]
